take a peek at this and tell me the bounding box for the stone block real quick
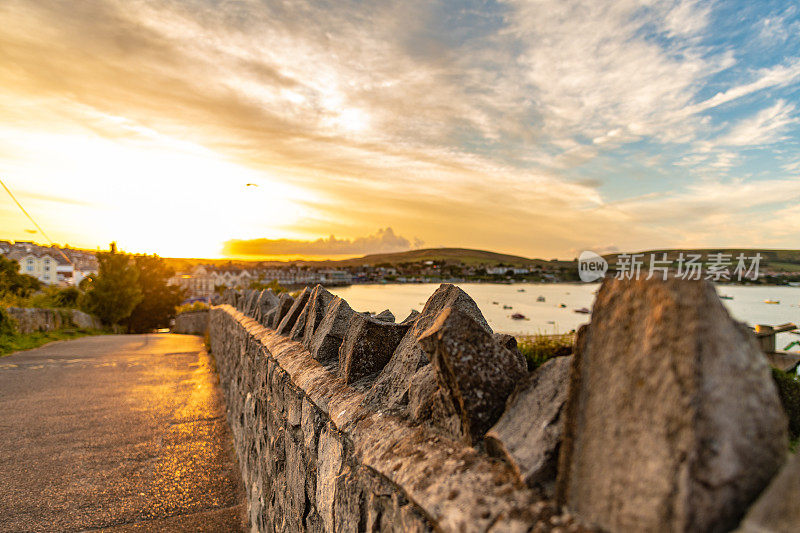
[271,292,295,330]
[373,309,395,322]
[338,313,411,384]
[309,297,356,364]
[419,307,527,444]
[300,285,336,347]
[278,286,311,337]
[738,451,800,533]
[485,355,572,495]
[364,284,492,413]
[556,277,788,533]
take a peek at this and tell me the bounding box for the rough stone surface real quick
[245,290,260,316]
[5,307,64,333]
[738,451,800,533]
[364,284,492,413]
[373,309,395,322]
[418,308,527,444]
[270,292,295,330]
[493,333,527,370]
[401,310,420,324]
[254,289,279,324]
[485,355,571,495]
[309,297,355,365]
[338,312,411,384]
[172,310,209,335]
[556,277,788,533]
[300,285,336,347]
[4,307,103,333]
[209,303,591,533]
[277,287,311,336]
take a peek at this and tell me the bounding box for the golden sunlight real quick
[0,122,313,258]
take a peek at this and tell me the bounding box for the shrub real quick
[772,367,800,443]
[176,301,209,314]
[517,333,574,371]
[0,308,16,336]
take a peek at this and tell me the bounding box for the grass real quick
[0,328,105,357]
[516,333,574,371]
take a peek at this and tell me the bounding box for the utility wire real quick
[0,176,73,265]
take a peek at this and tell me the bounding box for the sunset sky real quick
[1,0,799,259]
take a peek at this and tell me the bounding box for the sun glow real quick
[335,108,370,133]
[0,123,312,258]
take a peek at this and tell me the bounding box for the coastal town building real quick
[168,265,216,300]
[6,249,68,285]
[1,241,98,286]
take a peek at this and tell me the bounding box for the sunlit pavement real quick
[0,334,246,532]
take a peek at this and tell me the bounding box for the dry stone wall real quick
[211,279,794,532]
[172,309,209,335]
[3,307,101,334]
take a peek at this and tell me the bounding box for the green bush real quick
[176,301,209,314]
[28,286,82,309]
[772,367,800,443]
[517,333,574,371]
[0,308,16,336]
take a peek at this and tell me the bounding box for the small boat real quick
[511,312,527,320]
[719,295,734,300]
[559,303,567,308]
[492,301,499,305]
[764,299,781,305]
[574,307,591,314]
[503,304,513,310]
[536,296,545,302]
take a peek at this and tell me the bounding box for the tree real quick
[0,255,42,299]
[80,243,142,326]
[125,254,184,333]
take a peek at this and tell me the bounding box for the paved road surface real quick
[0,334,246,532]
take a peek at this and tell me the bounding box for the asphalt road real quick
[0,334,246,532]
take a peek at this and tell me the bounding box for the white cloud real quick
[714,100,797,147]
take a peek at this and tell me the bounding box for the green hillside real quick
[299,248,560,267]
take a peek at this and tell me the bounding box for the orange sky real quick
[1,1,798,259]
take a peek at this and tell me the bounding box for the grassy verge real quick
[0,328,105,357]
[517,333,574,371]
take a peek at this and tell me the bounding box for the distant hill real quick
[160,247,800,274]
[297,248,565,267]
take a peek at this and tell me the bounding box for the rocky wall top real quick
[214,278,793,532]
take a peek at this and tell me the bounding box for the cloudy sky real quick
[0,0,798,259]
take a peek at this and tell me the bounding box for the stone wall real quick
[172,310,209,335]
[3,307,102,334]
[210,279,794,532]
